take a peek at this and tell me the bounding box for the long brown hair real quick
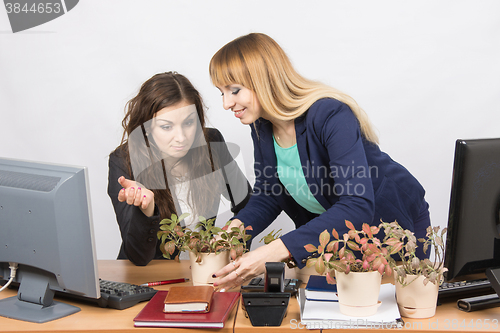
[209,33,379,144]
[117,72,219,220]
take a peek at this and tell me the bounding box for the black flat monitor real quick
[444,138,500,284]
[0,157,100,323]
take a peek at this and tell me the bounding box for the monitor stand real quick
[486,267,500,297]
[0,271,80,323]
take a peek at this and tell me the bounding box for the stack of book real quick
[304,275,338,302]
[134,286,240,328]
[299,276,403,329]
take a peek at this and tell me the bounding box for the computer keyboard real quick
[438,278,493,299]
[241,277,301,295]
[57,279,157,310]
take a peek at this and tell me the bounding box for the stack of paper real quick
[298,283,403,329]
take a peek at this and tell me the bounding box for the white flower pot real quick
[395,274,439,318]
[335,270,382,317]
[189,251,230,286]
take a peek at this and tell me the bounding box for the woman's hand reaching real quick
[212,238,290,291]
[117,176,155,217]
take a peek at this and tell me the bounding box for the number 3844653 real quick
[443,319,498,330]
[5,2,62,14]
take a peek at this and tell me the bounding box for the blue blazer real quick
[234,98,426,267]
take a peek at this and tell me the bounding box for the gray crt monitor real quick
[0,157,100,323]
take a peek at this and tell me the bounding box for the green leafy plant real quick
[380,221,447,286]
[157,213,252,263]
[304,220,392,284]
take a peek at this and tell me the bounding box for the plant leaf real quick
[230,248,237,260]
[319,230,330,249]
[326,240,336,252]
[345,220,355,230]
[263,234,274,244]
[385,264,392,276]
[315,256,325,275]
[174,225,184,236]
[331,228,339,240]
[326,272,336,284]
[330,260,347,273]
[362,223,373,238]
[304,244,317,253]
[338,246,345,259]
[159,232,168,243]
[306,258,317,268]
[165,241,176,255]
[346,241,360,251]
[390,242,403,255]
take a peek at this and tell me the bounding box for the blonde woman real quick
[209,33,430,290]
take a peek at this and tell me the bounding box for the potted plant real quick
[304,220,393,317]
[260,229,323,282]
[380,221,447,318]
[261,229,298,270]
[157,213,252,285]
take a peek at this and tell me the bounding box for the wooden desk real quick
[265,278,500,333]
[1,260,499,332]
[0,260,233,333]
[234,273,500,333]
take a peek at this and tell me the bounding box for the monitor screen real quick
[0,157,100,323]
[444,138,500,282]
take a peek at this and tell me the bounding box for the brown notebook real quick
[163,286,214,313]
[134,290,240,328]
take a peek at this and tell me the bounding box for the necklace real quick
[170,163,188,182]
[273,122,296,147]
[174,175,187,182]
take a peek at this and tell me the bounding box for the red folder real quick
[134,290,240,328]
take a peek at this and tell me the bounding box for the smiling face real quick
[218,84,264,125]
[150,101,198,162]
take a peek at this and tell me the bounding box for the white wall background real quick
[1,1,499,260]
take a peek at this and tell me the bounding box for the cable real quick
[0,262,18,292]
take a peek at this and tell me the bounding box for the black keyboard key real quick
[54,279,157,310]
[438,279,494,299]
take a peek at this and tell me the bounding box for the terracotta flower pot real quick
[188,251,230,286]
[395,274,439,318]
[335,270,382,317]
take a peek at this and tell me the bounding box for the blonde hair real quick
[209,33,379,144]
